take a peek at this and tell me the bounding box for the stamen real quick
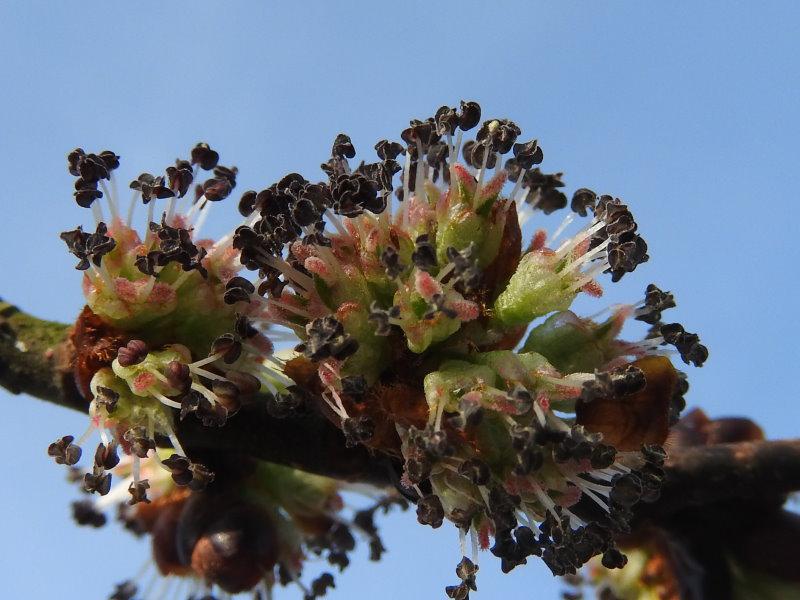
[470,527,479,565]
[193,200,212,239]
[569,262,608,294]
[132,454,141,486]
[267,298,312,319]
[99,180,120,222]
[167,430,187,457]
[75,421,96,447]
[546,213,575,247]
[555,220,605,257]
[125,190,139,227]
[191,382,220,404]
[191,352,224,369]
[414,141,426,201]
[509,169,527,204]
[150,390,182,409]
[171,269,195,291]
[473,148,490,207]
[259,253,314,291]
[109,173,120,221]
[569,237,610,272]
[91,201,104,227]
[92,264,114,290]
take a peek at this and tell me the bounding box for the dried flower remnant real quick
[50,102,708,598]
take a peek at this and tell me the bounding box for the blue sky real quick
[1,1,798,598]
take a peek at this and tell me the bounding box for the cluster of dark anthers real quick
[68,148,120,207]
[135,218,208,277]
[60,223,116,271]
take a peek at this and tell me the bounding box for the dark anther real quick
[166,160,194,198]
[445,244,481,293]
[375,139,405,160]
[512,140,544,170]
[610,473,643,507]
[60,222,117,270]
[462,140,497,170]
[570,188,597,217]
[128,478,151,505]
[416,494,445,528]
[401,118,440,150]
[660,323,708,367]
[332,134,356,159]
[212,379,241,415]
[601,547,628,569]
[130,173,175,203]
[188,462,215,491]
[191,143,220,171]
[342,415,375,447]
[71,500,107,528]
[47,435,82,466]
[84,468,112,496]
[308,573,335,599]
[458,101,482,131]
[123,426,156,459]
[476,119,521,154]
[210,333,243,364]
[162,454,193,486]
[590,444,617,469]
[94,386,119,413]
[367,302,399,336]
[445,583,470,600]
[180,391,228,427]
[223,370,261,396]
[434,105,460,136]
[108,580,138,600]
[94,441,120,470]
[411,234,438,272]
[116,339,148,367]
[525,169,567,214]
[458,458,491,486]
[233,314,258,340]
[641,443,667,466]
[238,190,258,217]
[423,429,453,458]
[300,316,358,362]
[458,395,485,428]
[330,172,383,216]
[380,246,405,279]
[266,387,306,418]
[201,174,233,202]
[405,456,432,485]
[635,283,676,325]
[67,148,86,177]
[162,455,213,490]
[509,384,533,414]
[166,360,191,394]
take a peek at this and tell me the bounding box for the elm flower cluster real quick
[49,101,707,599]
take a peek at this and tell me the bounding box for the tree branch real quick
[0,298,85,412]
[2,300,799,502]
[636,439,800,523]
[0,300,391,485]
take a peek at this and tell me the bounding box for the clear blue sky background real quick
[1,2,798,598]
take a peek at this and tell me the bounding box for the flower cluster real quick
[50,102,707,599]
